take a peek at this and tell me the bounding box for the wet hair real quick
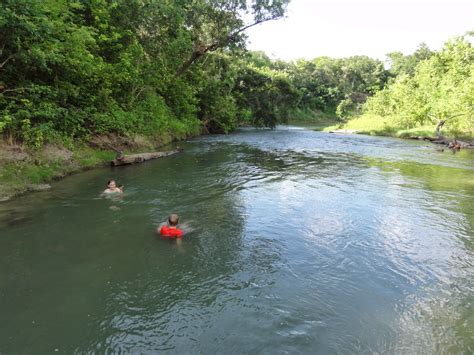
[168,214,179,226]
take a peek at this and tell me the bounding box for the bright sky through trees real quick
[246,0,474,60]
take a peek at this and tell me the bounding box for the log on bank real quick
[111,150,181,166]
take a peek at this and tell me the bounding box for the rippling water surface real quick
[1,127,473,353]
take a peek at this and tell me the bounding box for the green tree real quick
[234,61,301,128]
[386,42,433,77]
[363,36,473,135]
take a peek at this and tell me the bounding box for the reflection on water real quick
[0,127,473,353]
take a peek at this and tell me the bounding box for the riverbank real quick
[322,116,437,139]
[0,133,192,202]
[321,114,473,143]
[288,109,341,131]
[2,115,471,202]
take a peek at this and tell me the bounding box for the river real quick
[0,127,473,353]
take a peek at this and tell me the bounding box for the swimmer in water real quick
[158,214,184,238]
[103,180,124,194]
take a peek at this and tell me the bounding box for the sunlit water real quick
[1,127,473,353]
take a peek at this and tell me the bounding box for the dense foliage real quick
[0,0,291,146]
[1,1,472,147]
[361,36,474,136]
[288,56,388,119]
[386,43,433,78]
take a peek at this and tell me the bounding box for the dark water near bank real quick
[1,127,473,353]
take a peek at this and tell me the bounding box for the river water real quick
[0,127,473,353]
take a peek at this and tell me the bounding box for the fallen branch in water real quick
[408,135,474,149]
[426,115,474,149]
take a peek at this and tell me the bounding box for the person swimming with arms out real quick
[103,180,124,194]
[158,214,184,238]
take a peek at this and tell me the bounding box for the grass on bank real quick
[0,145,117,200]
[321,113,474,140]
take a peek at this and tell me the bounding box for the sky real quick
[245,0,473,61]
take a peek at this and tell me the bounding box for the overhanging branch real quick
[0,54,14,69]
[176,15,281,76]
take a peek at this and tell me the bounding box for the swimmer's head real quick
[168,214,179,226]
[107,180,117,189]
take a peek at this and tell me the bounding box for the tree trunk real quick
[111,150,181,166]
[435,119,446,138]
[176,49,207,76]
